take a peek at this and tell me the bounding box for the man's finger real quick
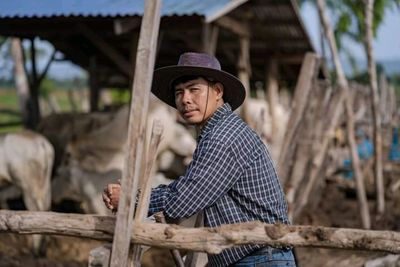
[102,192,110,202]
[102,193,114,209]
[107,184,118,195]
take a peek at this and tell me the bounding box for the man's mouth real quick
[182,109,197,117]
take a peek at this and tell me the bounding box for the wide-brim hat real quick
[151,52,246,111]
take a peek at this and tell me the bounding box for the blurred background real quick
[0,0,399,266]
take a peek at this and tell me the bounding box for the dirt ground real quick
[1,167,399,267]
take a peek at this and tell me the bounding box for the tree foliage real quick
[298,0,400,76]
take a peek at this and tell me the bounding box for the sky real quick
[12,2,400,80]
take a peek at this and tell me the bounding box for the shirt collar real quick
[198,103,232,141]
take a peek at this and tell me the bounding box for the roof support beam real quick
[206,0,249,22]
[215,16,249,38]
[114,18,141,35]
[78,23,131,78]
[202,23,219,55]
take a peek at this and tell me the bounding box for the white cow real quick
[0,130,54,254]
[0,130,53,211]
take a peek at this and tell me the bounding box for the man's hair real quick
[171,75,217,89]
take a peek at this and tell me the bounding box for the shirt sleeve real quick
[148,138,244,219]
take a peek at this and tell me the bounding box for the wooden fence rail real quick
[0,210,399,254]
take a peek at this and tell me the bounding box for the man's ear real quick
[214,82,224,100]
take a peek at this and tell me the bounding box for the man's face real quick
[174,77,224,126]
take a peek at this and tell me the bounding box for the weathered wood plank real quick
[0,211,399,254]
[278,52,319,183]
[131,121,163,266]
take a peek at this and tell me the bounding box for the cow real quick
[0,130,53,211]
[0,130,54,254]
[37,110,116,174]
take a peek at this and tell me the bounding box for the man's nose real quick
[181,90,192,103]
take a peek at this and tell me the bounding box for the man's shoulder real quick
[209,112,257,144]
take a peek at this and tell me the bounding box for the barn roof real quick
[0,0,244,20]
[0,0,317,88]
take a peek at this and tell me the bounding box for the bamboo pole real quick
[0,211,399,254]
[110,0,162,266]
[317,0,371,229]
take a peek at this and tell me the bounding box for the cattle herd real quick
[0,96,288,216]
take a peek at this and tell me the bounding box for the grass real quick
[0,87,90,133]
[0,88,21,133]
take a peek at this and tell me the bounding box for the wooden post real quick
[266,58,279,145]
[285,77,328,221]
[30,38,38,87]
[134,121,163,221]
[131,121,163,266]
[365,0,384,216]
[109,0,162,266]
[278,53,319,183]
[184,212,204,267]
[202,23,219,55]
[27,38,41,128]
[237,36,251,123]
[379,73,389,124]
[89,56,100,112]
[10,38,30,127]
[317,0,371,229]
[293,88,345,219]
[154,212,185,267]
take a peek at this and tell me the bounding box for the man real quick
[103,52,296,267]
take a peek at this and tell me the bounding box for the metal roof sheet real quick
[0,0,237,19]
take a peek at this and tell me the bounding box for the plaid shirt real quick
[149,103,289,266]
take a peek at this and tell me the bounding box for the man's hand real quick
[102,181,121,213]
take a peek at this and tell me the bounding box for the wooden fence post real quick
[131,121,163,266]
[278,53,319,183]
[109,0,162,266]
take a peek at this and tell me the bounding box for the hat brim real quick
[151,66,246,111]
